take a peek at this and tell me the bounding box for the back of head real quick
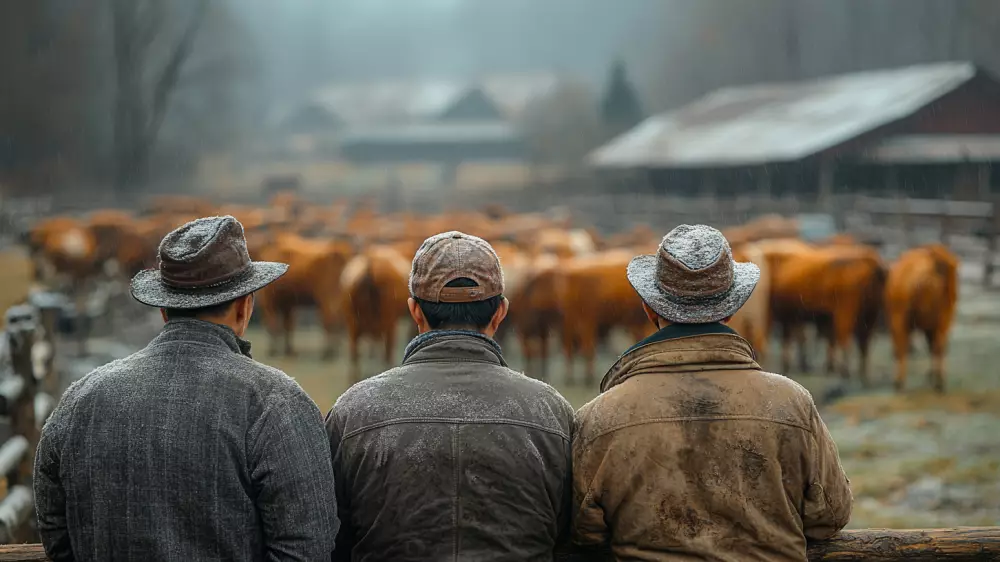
[408,231,507,333]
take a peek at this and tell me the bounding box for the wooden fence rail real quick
[0,527,998,561]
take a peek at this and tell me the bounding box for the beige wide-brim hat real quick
[626,224,760,324]
[130,215,288,309]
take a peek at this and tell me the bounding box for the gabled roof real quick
[282,73,565,128]
[590,62,981,169]
[309,79,470,125]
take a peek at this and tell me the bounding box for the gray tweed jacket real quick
[33,318,339,562]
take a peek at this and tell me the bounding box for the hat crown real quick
[158,216,251,289]
[655,224,734,299]
[409,230,505,303]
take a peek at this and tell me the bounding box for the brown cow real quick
[557,250,651,385]
[340,245,411,382]
[769,244,886,385]
[885,244,959,393]
[501,250,562,380]
[86,211,157,278]
[255,233,354,359]
[729,243,772,363]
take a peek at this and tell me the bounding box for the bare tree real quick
[518,81,604,172]
[110,0,210,195]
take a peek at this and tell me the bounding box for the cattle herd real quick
[23,192,959,392]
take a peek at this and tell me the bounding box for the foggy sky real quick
[228,0,658,104]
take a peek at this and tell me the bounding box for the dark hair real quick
[163,295,247,321]
[414,278,502,330]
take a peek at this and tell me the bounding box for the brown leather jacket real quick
[571,323,852,562]
[327,330,575,561]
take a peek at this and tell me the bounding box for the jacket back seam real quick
[341,417,570,442]
[579,415,814,449]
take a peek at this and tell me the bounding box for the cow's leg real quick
[282,307,296,357]
[831,309,856,382]
[347,327,362,384]
[926,327,947,393]
[261,302,282,357]
[580,327,598,387]
[539,330,550,382]
[320,301,339,361]
[855,328,873,388]
[780,322,795,374]
[383,321,397,370]
[561,323,575,385]
[889,310,910,392]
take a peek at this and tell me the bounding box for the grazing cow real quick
[769,244,886,385]
[884,244,959,393]
[502,251,561,380]
[729,243,771,363]
[86,211,157,278]
[340,245,411,382]
[256,233,354,359]
[557,250,651,385]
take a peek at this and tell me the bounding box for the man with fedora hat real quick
[34,216,339,561]
[326,231,574,561]
[570,224,852,561]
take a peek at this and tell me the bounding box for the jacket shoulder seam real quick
[340,416,571,441]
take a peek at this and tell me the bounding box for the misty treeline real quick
[3,0,1000,196]
[0,0,260,196]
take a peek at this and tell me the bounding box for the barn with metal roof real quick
[589,62,1000,201]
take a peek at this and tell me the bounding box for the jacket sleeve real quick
[554,402,575,548]
[249,387,340,561]
[802,403,853,540]
[326,409,354,562]
[569,407,611,547]
[33,404,74,562]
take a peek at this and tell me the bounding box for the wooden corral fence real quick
[848,195,1000,287]
[0,300,57,545]
[0,528,997,561]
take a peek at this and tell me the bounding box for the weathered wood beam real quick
[552,527,1000,562]
[807,527,1000,561]
[1,528,999,561]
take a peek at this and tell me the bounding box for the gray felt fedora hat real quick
[130,215,288,309]
[626,224,760,324]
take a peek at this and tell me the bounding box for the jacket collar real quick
[150,318,253,358]
[402,329,506,366]
[601,323,758,392]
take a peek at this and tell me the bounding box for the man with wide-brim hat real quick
[34,216,340,561]
[569,224,853,562]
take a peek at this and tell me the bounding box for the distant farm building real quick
[590,62,1000,201]
[271,74,563,165]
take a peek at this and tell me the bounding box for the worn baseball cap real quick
[409,231,505,303]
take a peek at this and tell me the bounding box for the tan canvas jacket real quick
[571,323,852,562]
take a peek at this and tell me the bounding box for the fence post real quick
[4,306,39,486]
[985,197,1000,288]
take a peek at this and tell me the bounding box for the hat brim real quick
[130,261,289,309]
[626,255,760,324]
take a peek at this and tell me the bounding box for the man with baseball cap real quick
[34,216,339,561]
[571,224,852,561]
[327,231,574,561]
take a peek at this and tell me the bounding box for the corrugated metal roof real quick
[589,62,979,169]
[856,134,1000,163]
